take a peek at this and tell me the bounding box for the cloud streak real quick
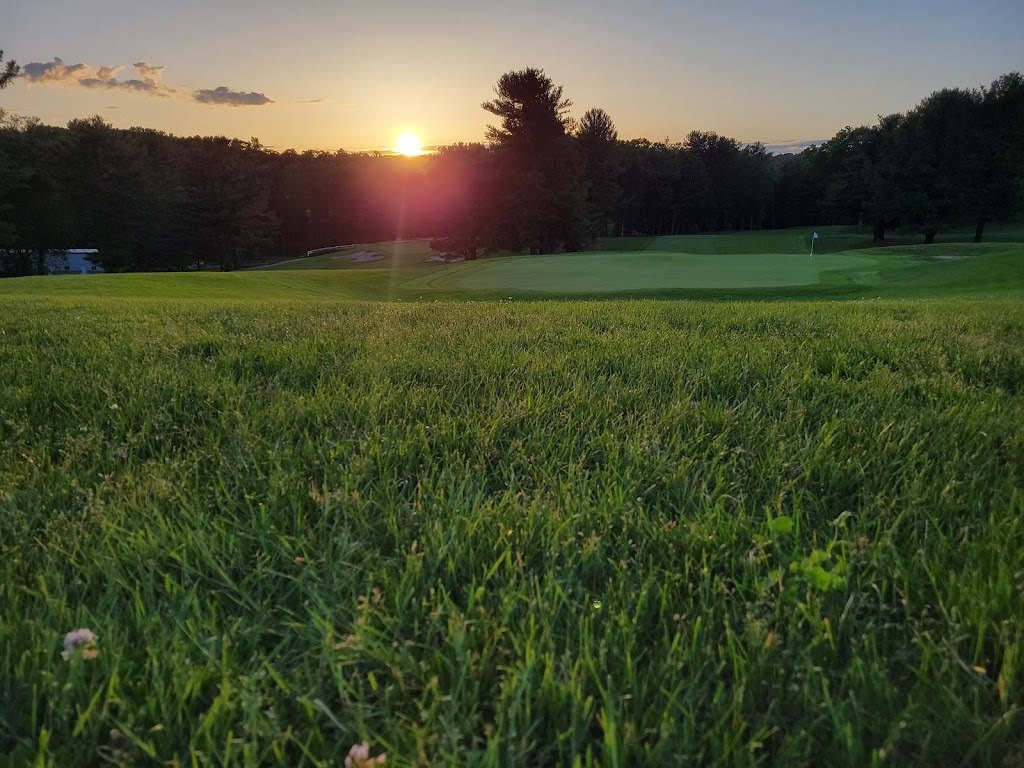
[21,57,274,107]
[759,138,827,155]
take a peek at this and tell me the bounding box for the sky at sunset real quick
[2,0,1022,154]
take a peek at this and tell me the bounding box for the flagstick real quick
[809,237,814,263]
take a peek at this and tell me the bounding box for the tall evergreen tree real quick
[576,108,622,241]
[481,68,585,253]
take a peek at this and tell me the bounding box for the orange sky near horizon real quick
[3,0,1022,155]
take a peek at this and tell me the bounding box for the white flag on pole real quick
[812,232,819,239]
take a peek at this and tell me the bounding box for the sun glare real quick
[395,132,424,156]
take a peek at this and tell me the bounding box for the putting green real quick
[404,251,875,293]
[5,235,1020,302]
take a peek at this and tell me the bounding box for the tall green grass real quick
[2,296,1023,766]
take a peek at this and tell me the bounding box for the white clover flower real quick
[345,742,386,767]
[62,627,99,660]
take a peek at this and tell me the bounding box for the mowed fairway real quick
[2,227,1024,766]
[3,228,1024,303]
[406,251,873,292]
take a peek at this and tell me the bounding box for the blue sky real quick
[2,0,1021,152]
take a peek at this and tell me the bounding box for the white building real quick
[44,249,104,274]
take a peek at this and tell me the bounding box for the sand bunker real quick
[336,250,384,262]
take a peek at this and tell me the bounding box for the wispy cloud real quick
[194,86,273,107]
[21,57,274,107]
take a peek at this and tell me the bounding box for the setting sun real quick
[394,132,424,156]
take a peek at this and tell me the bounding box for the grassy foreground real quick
[2,295,1023,766]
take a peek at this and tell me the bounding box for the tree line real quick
[807,73,1024,243]
[0,57,1021,274]
[0,113,455,274]
[433,68,1023,258]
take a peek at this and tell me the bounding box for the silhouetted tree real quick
[576,108,622,241]
[894,87,981,243]
[738,142,776,230]
[64,117,161,270]
[771,153,822,228]
[969,72,1024,241]
[670,147,709,234]
[0,50,18,90]
[811,117,904,242]
[0,115,74,275]
[429,143,496,260]
[481,68,585,253]
[685,131,746,231]
[179,137,277,270]
[616,140,670,236]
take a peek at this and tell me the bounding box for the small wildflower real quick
[62,628,99,660]
[109,404,119,411]
[345,742,386,767]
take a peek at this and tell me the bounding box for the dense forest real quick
[0,60,1021,274]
